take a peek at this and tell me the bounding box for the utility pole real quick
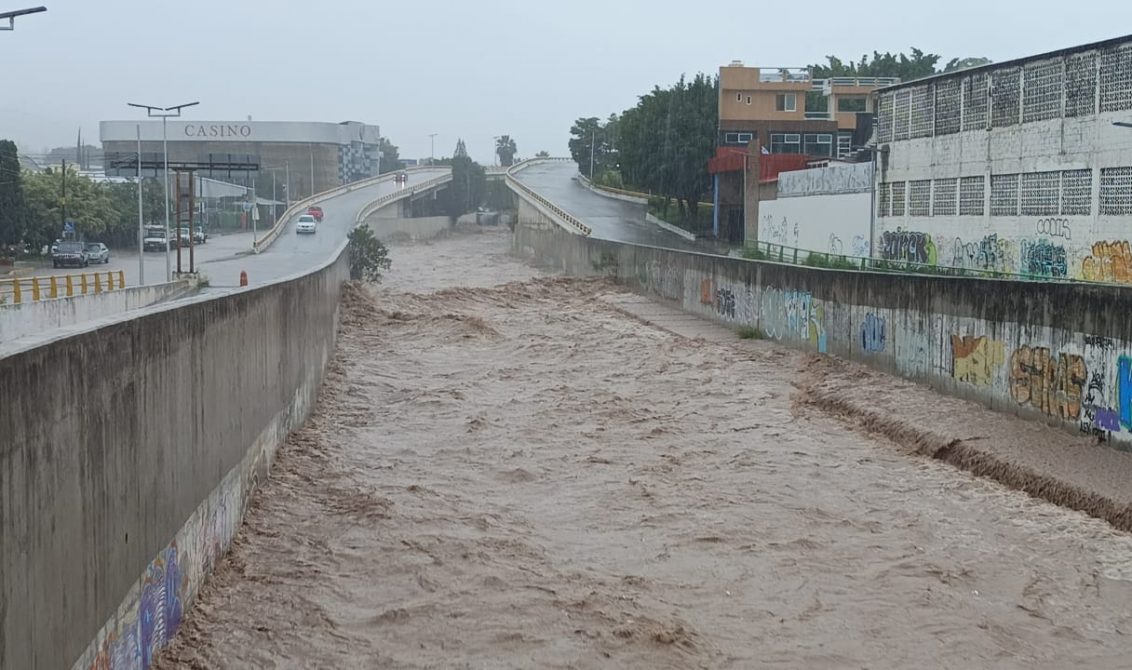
[128,101,199,282]
[589,128,596,179]
[309,145,315,198]
[136,124,144,285]
[429,133,437,165]
[60,158,66,235]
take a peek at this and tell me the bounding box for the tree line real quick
[567,48,991,229]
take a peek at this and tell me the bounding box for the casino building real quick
[99,119,381,199]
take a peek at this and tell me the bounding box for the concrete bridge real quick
[6,157,1132,668]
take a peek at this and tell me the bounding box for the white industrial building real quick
[874,35,1132,281]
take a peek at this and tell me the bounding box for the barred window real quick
[910,86,934,138]
[1061,169,1092,215]
[1100,167,1132,215]
[878,182,891,217]
[962,73,989,131]
[991,68,1022,128]
[1023,60,1064,123]
[933,178,958,216]
[1021,172,1061,215]
[891,181,906,217]
[908,180,931,216]
[934,79,961,135]
[960,176,985,216]
[877,92,894,143]
[1100,45,1132,113]
[1065,52,1098,117]
[990,173,1020,216]
[893,90,911,141]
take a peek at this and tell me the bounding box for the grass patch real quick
[740,246,770,261]
[803,253,860,271]
[737,325,764,340]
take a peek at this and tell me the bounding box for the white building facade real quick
[874,36,1132,281]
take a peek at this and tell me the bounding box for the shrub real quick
[737,325,764,340]
[348,226,392,282]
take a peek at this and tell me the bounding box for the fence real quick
[0,270,127,305]
[505,158,592,236]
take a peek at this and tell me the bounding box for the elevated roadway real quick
[510,160,702,252]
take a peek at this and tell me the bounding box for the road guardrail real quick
[505,158,592,236]
[0,270,127,305]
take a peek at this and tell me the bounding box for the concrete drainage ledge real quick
[0,250,348,669]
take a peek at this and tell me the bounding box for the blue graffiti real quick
[1096,408,1121,433]
[1120,357,1132,430]
[861,313,886,353]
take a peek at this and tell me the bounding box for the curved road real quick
[512,160,703,252]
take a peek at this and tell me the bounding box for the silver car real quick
[84,242,110,264]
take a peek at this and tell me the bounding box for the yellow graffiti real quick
[951,335,1005,386]
[1082,240,1132,283]
[1009,346,1086,420]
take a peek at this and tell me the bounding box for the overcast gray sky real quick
[2,0,1130,163]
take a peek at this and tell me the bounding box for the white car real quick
[296,214,317,234]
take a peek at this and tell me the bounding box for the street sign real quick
[63,220,75,232]
[242,202,253,212]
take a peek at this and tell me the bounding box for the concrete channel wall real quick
[0,280,195,347]
[513,217,1132,447]
[0,249,348,670]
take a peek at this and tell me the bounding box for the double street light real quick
[127,101,198,282]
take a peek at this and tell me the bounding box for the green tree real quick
[442,139,485,221]
[347,225,392,282]
[809,49,942,81]
[0,140,26,249]
[495,135,517,167]
[22,167,117,250]
[378,137,403,174]
[102,178,166,247]
[568,114,619,179]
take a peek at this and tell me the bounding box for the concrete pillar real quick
[743,141,761,246]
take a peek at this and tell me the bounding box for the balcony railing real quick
[804,111,833,120]
[758,67,812,83]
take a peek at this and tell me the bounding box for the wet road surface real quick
[157,225,1132,669]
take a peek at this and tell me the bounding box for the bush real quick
[348,226,392,282]
[736,325,764,340]
[803,253,859,271]
[740,246,769,261]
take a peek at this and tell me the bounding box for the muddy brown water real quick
[156,225,1132,669]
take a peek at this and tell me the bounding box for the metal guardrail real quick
[0,270,127,304]
[745,240,1098,284]
[355,173,454,222]
[252,166,452,254]
[504,158,592,236]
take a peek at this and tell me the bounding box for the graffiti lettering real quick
[861,313,886,353]
[851,234,870,258]
[952,234,1013,273]
[881,229,936,264]
[828,234,843,255]
[760,288,826,353]
[715,287,736,318]
[1035,217,1071,240]
[1009,346,1086,419]
[1082,241,1132,283]
[1019,238,1068,278]
[1080,336,1119,437]
[951,335,1005,386]
[1119,356,1132,431]
[762,215,788,245]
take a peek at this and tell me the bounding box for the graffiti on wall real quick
[1019,239,1068,278]
[760,288,826,353]
[951,335,1006,386]
[1082,241,1132,283]
[951,234,1015,273]
[881,229,936,265]
[1035,217,1072,240]
[1119,356,1132,431]
[640,258,683,300]
[1009,345,1087,420]
[861,313,887,353]
[1079,336,1120,437]
[763,215,789,245]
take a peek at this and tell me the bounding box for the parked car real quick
[143,225,172,252]
[84,242,110,264]
[191,226,207,244]
[53,240,88,268]
[306,205,324,222]
[296,214,317,234]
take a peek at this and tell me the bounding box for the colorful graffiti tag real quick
[861,313,886,353]
[1082,241,1132,283]
[760,288,827,353]
[880,229,936,265]
[951,335,1006,386]
[1019,239,1068,278]
[952,234,1014,273]
[1009,346,1087,420]
[1080,336,1120,437]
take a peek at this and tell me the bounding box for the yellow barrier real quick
[1,270,128,305]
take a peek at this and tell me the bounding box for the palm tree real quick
[495,135,517,167]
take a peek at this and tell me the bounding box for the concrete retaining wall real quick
[363,214,451,241]
[0,249,349,670]
[0,280,194,346]
[513,218,1132,447]
[759,192,872,257]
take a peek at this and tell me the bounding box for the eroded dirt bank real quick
[157,225,1132,669]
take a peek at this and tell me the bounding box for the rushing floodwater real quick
[157,224,1132,669]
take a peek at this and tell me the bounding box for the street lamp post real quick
[428,133,437,165]
[127,101,199,282]
[0,6,46,30]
